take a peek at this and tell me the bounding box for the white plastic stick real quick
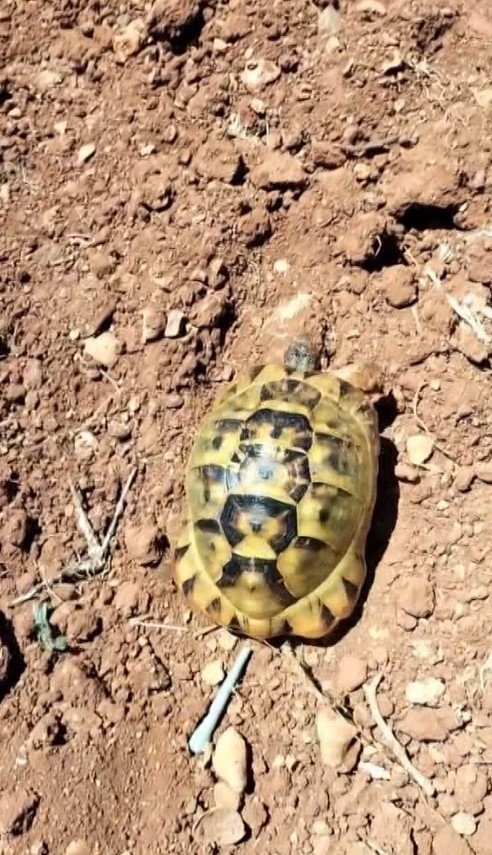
[188,645,253,754]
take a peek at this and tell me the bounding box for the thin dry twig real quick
[479,651,492,692]
[424,265,491,345]
[411,381,456,463]
[127,615,221,639]
[280,641,326,703]
[10,466,138,606]
[128,617,189,632]
[363,674,435,798]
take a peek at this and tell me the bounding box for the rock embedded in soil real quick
[84,331,119,368]
[406,434,434,466]
[248,150,307,190]
[195,808,246,846]
[399,576,435,618]
[405,677,445,707]
[140,173,175,212]
[454,765,488,812]
[77,142,96,164]
[193,140,245,184]
[0,787,39,836]
[191,292,227,330]
[241,797,268,831]
[146,0,201,43]
[336,654,367,693]
[398,707,456,742]
[3,508,28,548]
[432,824,473,855]
[316,707,358,768]
[212,727,248,795]
[65,839,92,855]
[475,461,492,484]
[379,265,417,308]
[383,161,462,219]
[142,306,166,342]
[213,782,241,812]
[112,18,146,63]
[124,522,164,566]
[164,309,186,338]
[239,208,272,248]
[453,322,490,365]
[113,581,140,613]
[240,58,281,93]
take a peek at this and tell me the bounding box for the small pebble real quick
[406,434,434,466]
[406,677,446,707]
[217,630,238,652]
[451,813,477,837]
[273,258,291,275]
[163,393,184,409]
[195,808,246,846]
[213,727,248,795]
[112,18,146,62]
[395,462,420,483]
[201,660,225,687]
[74,430,98,461]
[399,577,435,618]
[476,461,492,484]
[241,58,281,93]
[454,466,475,492]
[84,332,119,368]
[318,5,341,35]
[241,797,268,830]
[77,143,96,164]
[142,306,165,342]
[213,782,241,811]
[316,707,358,768]
[336,654,367,693]
[65,840,92,855]
[164,309,186,338]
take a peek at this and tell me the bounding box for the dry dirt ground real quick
[1,0,492,853]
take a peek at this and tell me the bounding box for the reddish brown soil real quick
[1,0,492,853]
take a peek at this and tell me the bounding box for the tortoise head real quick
[284,336,318,373]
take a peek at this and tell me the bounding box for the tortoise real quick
[174,337,380,640]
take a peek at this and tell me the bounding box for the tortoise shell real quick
[174,360,379,640]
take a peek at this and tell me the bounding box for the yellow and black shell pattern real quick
[174,362,380,640]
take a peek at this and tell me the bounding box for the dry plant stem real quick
[70,480,101,560]
[363,674,435,798]
[10,466,138,606]
[412,382,455,463]
[128,618,189,632]
[127,617,220,638]
[424,266,491,344]
[280,642,325,702]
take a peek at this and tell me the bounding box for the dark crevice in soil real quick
[398,202,459,231]
[360,232,406,272]
[150,9,206,55]
[0,334,10,359]
[0,614,26,699]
